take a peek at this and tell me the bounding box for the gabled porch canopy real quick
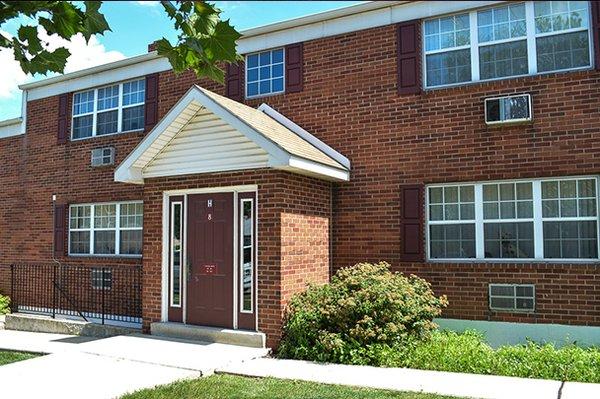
[114,85,350,184]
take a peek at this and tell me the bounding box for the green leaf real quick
[179,1,193,15]
[50,2,84,39]
[198,20,240,61]
[38,17,56,36]
[83,1,111,41]
[193,62,224,83]
[18,25,43,53]
[0,32,12,48]
[29,47,71,74]
[160,0,178,18]
[191,11,218,35]
[194,1,219,16]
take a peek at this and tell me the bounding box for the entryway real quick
[163,187,258,334]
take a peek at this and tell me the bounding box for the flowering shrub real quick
[278,262,448,365]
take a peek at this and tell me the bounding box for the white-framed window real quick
[170,202,183,308]
[427,176,600,261]
[489,284,535,312]
[69,201,143,256]
[245,48,285,98]
[91,268,113,290]
[72,78,145,140]
[240,198,254,313]
[424,1,593,88]
[424,13,472,87]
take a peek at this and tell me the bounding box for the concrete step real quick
[5,313,140,337]
[0,314,5,330]
[151,322,266,348]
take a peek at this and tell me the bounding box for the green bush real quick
[277,262,448,365]
[0,294,10,315]
[396,330,600,383]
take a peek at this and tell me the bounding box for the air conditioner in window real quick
[91,147,115,167]
[484,94,532,125]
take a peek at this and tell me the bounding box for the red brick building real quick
[2,1,600,348]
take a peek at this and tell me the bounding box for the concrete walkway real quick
[0,330,268,399]
[220,357,600,399]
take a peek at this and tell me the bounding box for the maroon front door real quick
[186,192,234,328]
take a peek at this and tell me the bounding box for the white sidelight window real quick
[240,198,254,313]
[245,48,285,98]
[427,177,600,261]
[424,1,593,88]
[170,202,183,307]
[69,201,143,256]
[72,78,145,140]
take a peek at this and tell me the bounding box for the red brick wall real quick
[0,93,144,297]
[142,170,331,347]
[3,16,600,335]
[166,23,599,328]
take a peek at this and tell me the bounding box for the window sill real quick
[422,66,594,93]
[68,254,142,259]
[245,91,286,101]
[489,309,535,315]
[70,128,145,142]
[427,258,600,265]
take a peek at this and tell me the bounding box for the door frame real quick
[160,184,258,330]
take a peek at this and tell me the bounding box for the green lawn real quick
[122,374,456,399]
[0,350,38,366]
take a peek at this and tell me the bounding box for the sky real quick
[0,1,362,121]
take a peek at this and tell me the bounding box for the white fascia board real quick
[237,1,503,54]
[24,54,171,101]
[287,156,350,182]
[257,103,350,170]
[19,1,504,101]
[0,117,24,139]
[20,90,27,134]
[114,166,144,184]
[240,1,402,38]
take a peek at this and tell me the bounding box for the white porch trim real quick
[160,185,260,332]
[115,85,350,185]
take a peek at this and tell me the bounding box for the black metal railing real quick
[10,263,142,325]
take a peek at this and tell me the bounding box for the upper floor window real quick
[427,176,599,261]
[72,78,146,140]
[424,1,593,88]
[246,48,285,98]
[69,201,143,256]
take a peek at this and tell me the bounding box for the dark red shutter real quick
[225,62,243,101]
[144,73,159,132]
[592,1,600,70]
[397,20,422,95]
[399,184,424,262]
[54,204,67,258]
[285,42,303,93]
[57,93,68,144]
